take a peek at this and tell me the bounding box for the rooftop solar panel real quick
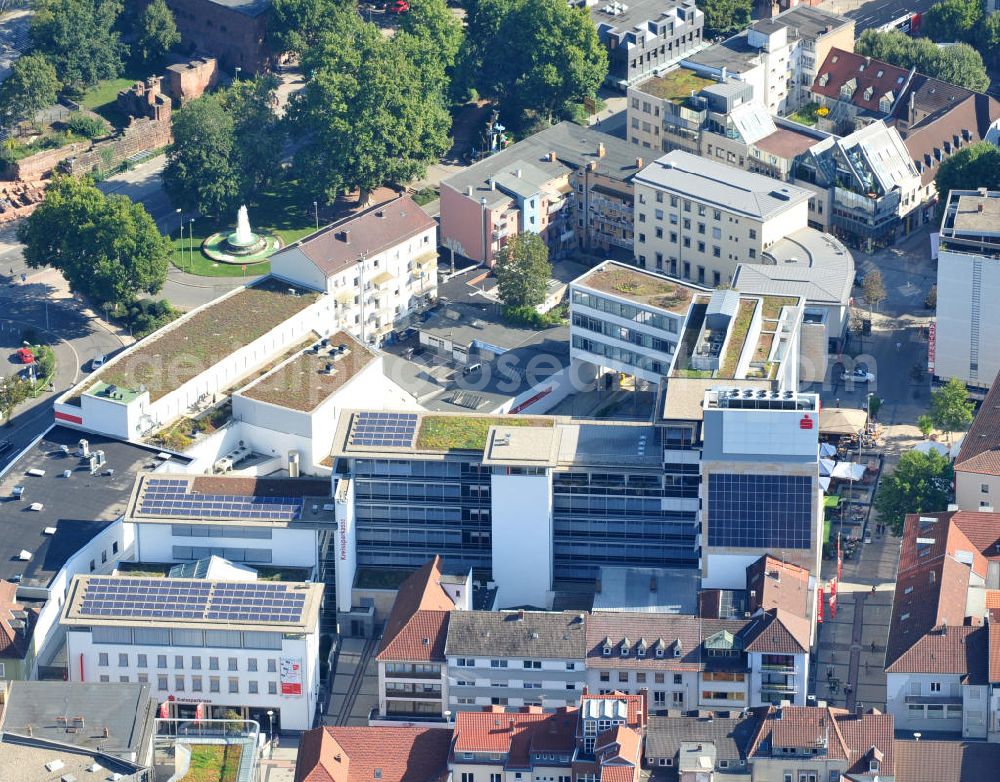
[349,411,418,448]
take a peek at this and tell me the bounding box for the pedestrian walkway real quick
[326,636,379,727]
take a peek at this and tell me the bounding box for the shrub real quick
[502,304,565,328]
[66,113,107,139]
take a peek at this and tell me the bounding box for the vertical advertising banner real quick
[280,657,303,696]
[817,587,825,624]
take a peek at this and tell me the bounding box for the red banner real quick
[928,321,936,374]
[159,701,169,719]
[195,703,206,721]
[817,587,825,623]
[829,578,838,618]
[837,536,843,580]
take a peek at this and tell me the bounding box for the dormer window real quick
[870,760,880,772]
[863,86,873,101]
[621,637,631,657]
[819,73,829,87]
[603,637,613,657]
[637,642,647,659]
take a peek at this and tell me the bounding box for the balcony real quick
[761,663,797,673]
[760,681,798,694]
[384,668,441,680]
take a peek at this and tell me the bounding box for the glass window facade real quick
[707,473,813,549]
[571,290,680,333]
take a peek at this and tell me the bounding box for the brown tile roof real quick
[452,707,577,764]
[0,579,34,660]
[595,724,642,766]
[946,511,1000,561]
[897,512,988,577]
[584,613,706,672]
[282,195,436,279]
[812,48,909,113]
[741,609,810,655]
[294,726,452,782]
[895,74,974,120]
[900,93,1000,185]
[746,556,810,618]
[893,739,1000,782]
[955,377,1000,476]
[752,127,822,159]
[885,555,973,669]
[990,623,1000,683]
[884,623,987,681]
[748,706,893,774]
[376,557,455,662]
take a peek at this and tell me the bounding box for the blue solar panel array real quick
[137,478,303,520]
[78,577,307,623]
[349,411,418,448]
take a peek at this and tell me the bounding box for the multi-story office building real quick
[633,151,813,285]
[331,410,701,610]
[444,610,587,712]
[683,7,854,116]
[61,574,323,731]
[583,0,705,89]
[569,261,804,390]
[932,189,1000,391]
[270,196,438,346]
[440,123,641,265]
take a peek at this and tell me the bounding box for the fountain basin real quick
[202,231,283,264]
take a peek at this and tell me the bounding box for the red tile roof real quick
[0,579,34,660]
[989,623,1000,683]
[897,512,989,577]
[884,623,987,681]
[452,707,577,766]
[282,195,436,279]
[835,711,895,777]
[294,726,452,782]
[377,557,455,662]
[945,511,1000,561]
[893,739,1000,782]
[954,376,1000,476]
[812,48,910,113]
[900,94,1000,185]
[746,556,811,618]
[742,609,810,655]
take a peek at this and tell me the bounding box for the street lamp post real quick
[313,201,319,230]
[480,197,488,267]
[266,710,274,757]
[189,218,195,270]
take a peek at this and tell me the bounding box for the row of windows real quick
[92,627,282,649]
[453,659,578,671]
[571,313,676,354]
[571,290,679,333]
[97,672,278,695]
[97,651,279,672]
[171,525,272,539]
[353,459,487,479]
[599,671,685,685]
[571,335,670,375]
[172,546,273,563]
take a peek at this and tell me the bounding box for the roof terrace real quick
[637,67,716,104]
[575,262,699,313]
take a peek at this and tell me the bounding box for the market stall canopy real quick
[913,440,949,456]
[820,407,867,436]
[830,461,866,481]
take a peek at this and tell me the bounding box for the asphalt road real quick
[823,0,938,33]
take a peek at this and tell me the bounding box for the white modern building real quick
[270,195,438,346]
[569,261,804,389]
[932,189,1000,391]
[633,151,813,286]
[61,573,323,731]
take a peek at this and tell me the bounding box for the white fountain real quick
[225,204,266,255]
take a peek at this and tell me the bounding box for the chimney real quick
[547,151,557,162]
[587,160,597,172]
[489,178,496,190]
[103,726,110,738]
[515,168,522,178]
[597,142,606,158]
[635,156,644,169]
[466,185,473,196]
[721,66,728,81]
[517,609,525,620]
[339,230,351,243]
[375,210,385,218]
[979,203,985,213]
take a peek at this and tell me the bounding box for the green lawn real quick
[169,178,319,277]
[79,77,140,128]
[181,745,242,782]
[416,416,553,451]
[786,102,823,127]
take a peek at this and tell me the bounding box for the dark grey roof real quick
[444,610,588,659]
[442,122,640,211]
[0,427,192,588]
[647,713,761,760]
[3,681,156,761]
[772,5,851,39]
[203,0,271,17]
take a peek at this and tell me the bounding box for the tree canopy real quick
[922,0,981,42]
[398,0,465,99]
[875,449,953,534]
[701,0,753,38]
[855,29,990,92]
[494,232,552,309]
[459,0,607,128]
[862,269,886,310]
[0,54,60,128]
[137,0,180,65]
[31,0,125,90]
[163,77,284,217]
[290,14,451,205]
[269,0,355,57]
[934,142,1000,220]
[929,377,974,441]
[17,176,169,308]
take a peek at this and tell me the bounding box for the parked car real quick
[389,0,409,13]
[91,354,106,370]
[16,347,34,364]
[841,364,875,383]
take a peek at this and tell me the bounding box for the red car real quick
[16,347,34,364]
[389,0,409,13]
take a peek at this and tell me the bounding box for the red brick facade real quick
[157,0,271,74]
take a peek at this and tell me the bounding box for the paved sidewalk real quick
[260,733,300,782]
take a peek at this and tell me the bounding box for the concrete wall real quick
[955,471,1000,512]
[447,655,585,712]
[490,472,553,609]
[132,522,319,570]
[585,667,697,711]
[440,183,500,265]
[886,672,965,734]
[935,248,1000,388]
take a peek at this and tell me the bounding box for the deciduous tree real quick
[0,54,60,129]
[223,75,284,194]
[398,0,465,98]
[701,0,752,38]
[875,449,953,534]
[922,0,982,43]
[933,142,1000,221]
[31,0,125,90]
[862,270,886,311]
[0,376,31,423]
[930,377,974,442]
[290,19,451,205]
[17,176,170,308]
[269,0,354,57]
[856,30,989,92]
[137,0,180,65]
[494,232,552,309]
